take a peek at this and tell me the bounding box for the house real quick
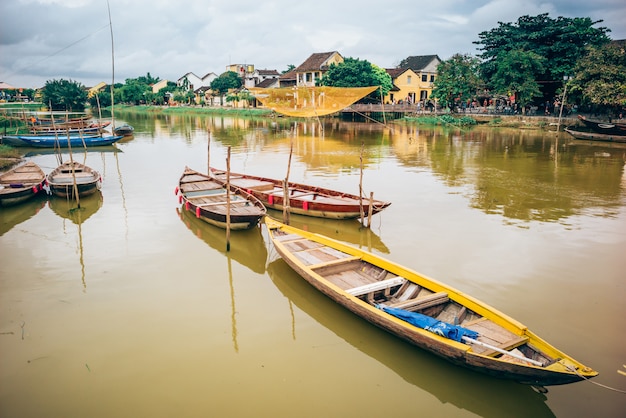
[387,54,441,103]
[244,68,280,88]
[177,72,217,91]
[151,79,169,93]
[293,51,343,87]
[278,69,296,88]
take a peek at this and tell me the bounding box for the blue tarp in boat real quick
[379,305,479,343]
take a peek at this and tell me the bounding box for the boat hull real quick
[0,162,46,207]
[265,217,597,386]
[178,167,266,231]
[47,162,102,198]
[17,135,123,148]
[210,168,391,220]
[565,128,626,143]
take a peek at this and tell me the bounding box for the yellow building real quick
[384,55,441,104]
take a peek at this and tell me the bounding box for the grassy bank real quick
[0,145,22,170]
[111,104,273,117]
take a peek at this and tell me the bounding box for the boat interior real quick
[273,229,555,367]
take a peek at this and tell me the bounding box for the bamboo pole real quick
[283,131,294,224]
[225,146,231,252]
[367,191,374,228]
[359,141,365,225]
[106,0,115,131]
[207,129,211,173]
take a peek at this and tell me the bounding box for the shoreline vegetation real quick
[0,103,579,170]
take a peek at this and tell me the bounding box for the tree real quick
[569,41,626,113]
[210,71,242,106]
[431,54,482,110]
[41,79,88,111]
[489,49,546,111]
[318,57,392,102]
[475,14,611,99]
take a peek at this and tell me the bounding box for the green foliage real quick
[489,49,546,107]
[431,54,482,109]
[41,79,88,111]
[402,115,477,126]
[569,42,626,109]
[210,71,242,95]
[475,14,611,92]
[318,58,392,102]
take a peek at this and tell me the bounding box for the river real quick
[1,111,625,417]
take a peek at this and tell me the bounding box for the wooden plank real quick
[309,256,360,270]
[388,291,449,311]
[346,277,405,297]
[481,335,529,357]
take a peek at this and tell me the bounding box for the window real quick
[407,75,412,84]
[422,75,427,82]
[430,75,435,82]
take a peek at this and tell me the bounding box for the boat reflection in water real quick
[177,207,268,353]
[0,194,47,236]
[48,190,103,224]
[176,207,267,275]
[266,258,555,418]
[267,209,390,254]
[49,191,103,290]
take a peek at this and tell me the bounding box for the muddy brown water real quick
[1,113,625,417]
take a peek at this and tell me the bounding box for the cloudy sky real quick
[1,0,625,89]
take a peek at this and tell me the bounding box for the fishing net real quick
[249,86,379,117]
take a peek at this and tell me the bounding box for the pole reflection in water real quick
[48,191,103,290]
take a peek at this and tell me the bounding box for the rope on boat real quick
[562,362,626,394]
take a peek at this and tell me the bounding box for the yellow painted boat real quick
[265,217,598,386]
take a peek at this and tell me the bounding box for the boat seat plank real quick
[197,200,251,207]
[392,282,421,302]
[309,255,361,270]
[346,277,406,297]
[229,178,275,192]
[293,250,326,266]
[326,270,378,289]
[387,291,449,311]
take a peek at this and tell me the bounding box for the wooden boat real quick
[30,123,109,135]
[113,124,134,136]
[15,134,123,148]
[577,115,626,135]
[209,168,391,220]
[47,161,102,198]
[265,217,598,386]
[177,167,266,230]
[0,161,46,206]
[565,128,626,143]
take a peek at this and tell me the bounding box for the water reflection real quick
[389,125,626,224]
[176,207,267,274]
[48,191,103,289]
[0,194,47,236]
[267,258,555,418]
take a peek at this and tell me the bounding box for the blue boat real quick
[15,134,123,148]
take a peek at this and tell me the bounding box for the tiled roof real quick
[294,51,340,72]
[257,69,280,76]
[397,55,440,71]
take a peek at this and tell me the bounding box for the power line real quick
[1,23,110,81]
